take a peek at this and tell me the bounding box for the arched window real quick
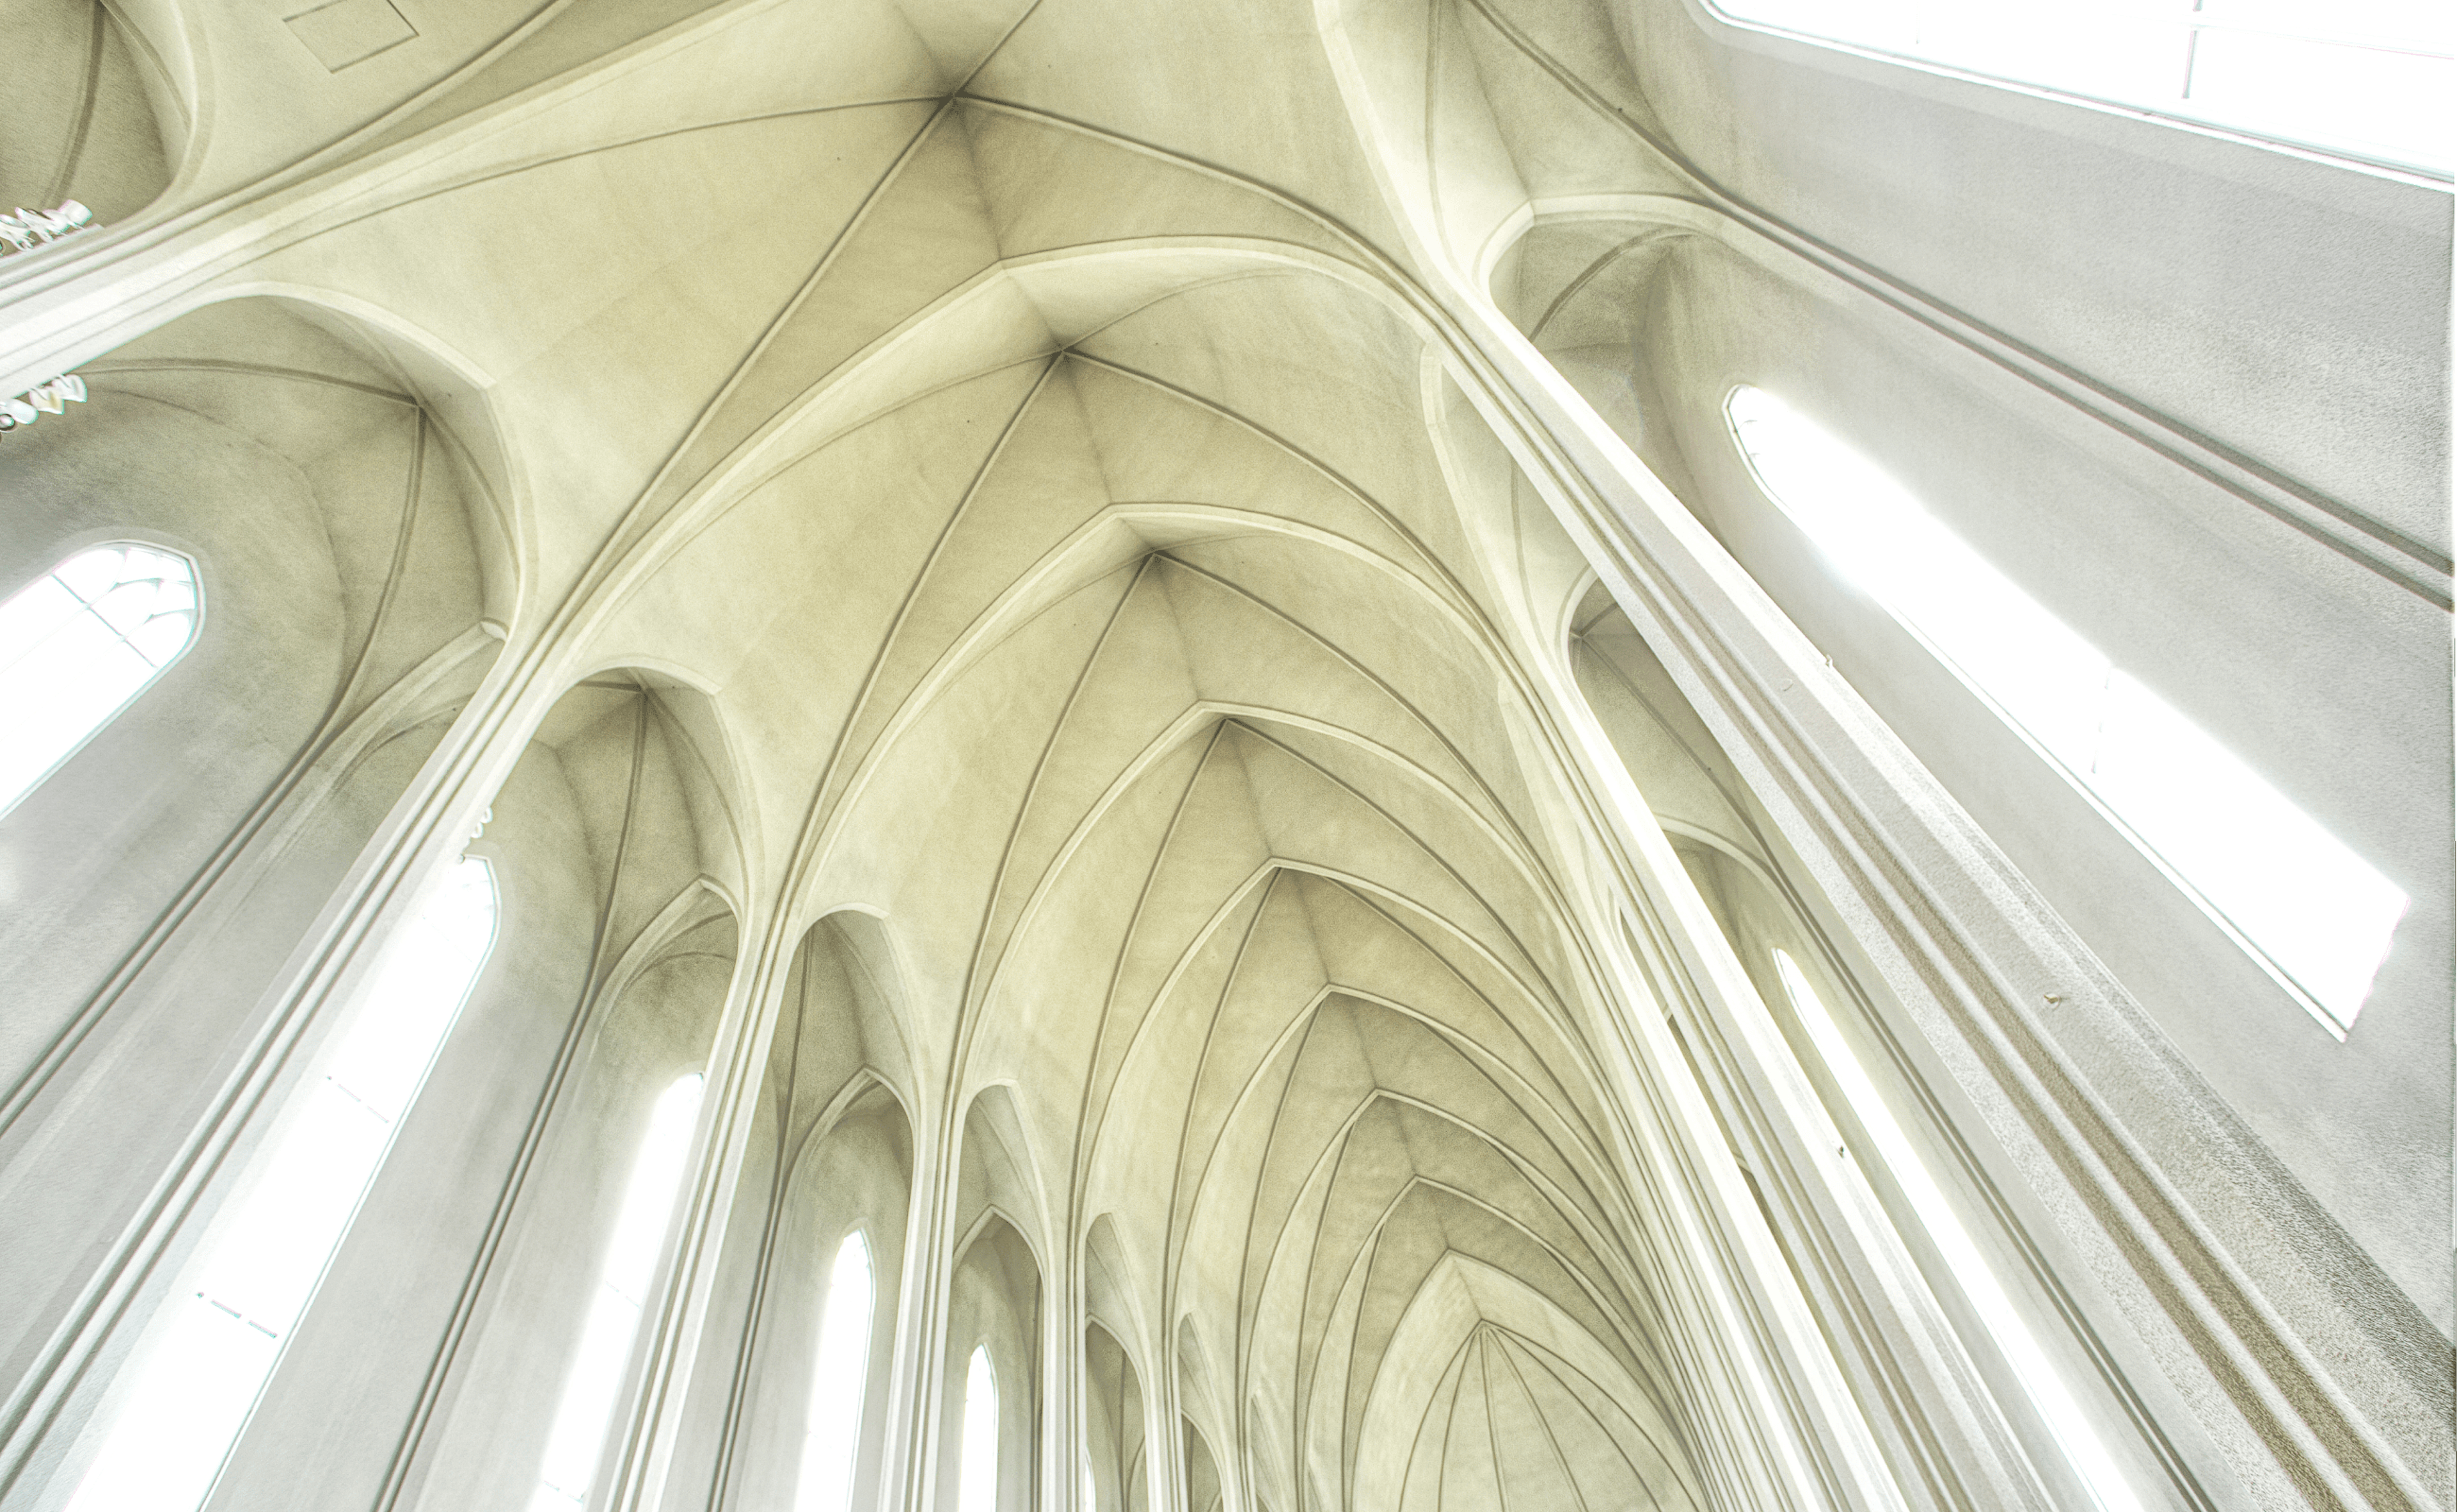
[63,855,498,1512]
[1726,385,2406,1034]
[795,1231,875,1512]
[958,1345,999,1512]
[1081,1455,1098,1512]
[0,542,199,818]
[1773,950,2140,1512]
[1705,0,2448,174]
[532,1072,706,1511]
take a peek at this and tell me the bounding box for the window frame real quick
[0,538,206,824]
[1719,383,2403,1035]
[795,1227,879,1512]
[1768,946,2145,1512]
[958,1342,1000,1512]
[56,853,499,1512]
[1673,0,2451,185]
[530,1070,708,1512]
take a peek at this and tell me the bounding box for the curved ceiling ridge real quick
[1072,857,1599,1192]
[968,700,1557,1033]
[1232,1118,1655,1380]
[1236,1074,1639,1312]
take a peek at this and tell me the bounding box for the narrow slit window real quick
[1775,950,2142,1512]
[0,543,200,818]
[959,1346,999,1512]
[1726,385,2406,1033]
[1705,0,2451,175]
[795,1232,875,1512]
[531,1072,706,1512]
[63,856,498,1512]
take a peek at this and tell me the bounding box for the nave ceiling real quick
[0,2,1770,1507]
[0,1,2447,1511]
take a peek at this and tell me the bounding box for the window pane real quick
[796,1233,876,1512]
[0,544,200,816]
[531,1073,706,1512]
[960,1346,999,1512]
[1708,0,2452,173]
[63,857,498,1512]
[1726,385,2406,1032]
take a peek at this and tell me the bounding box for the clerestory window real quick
[1725,385,2405,1034]
[531,1072,706,1511]
[1704,0,2450,175]
[63,856,499,1512]
[795,1232,876,1512]
[959,1346,999,1512]
[0,543,200,818]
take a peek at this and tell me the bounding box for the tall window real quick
[1726,385,2406,1034]
[1774,950,2141,1512]
[63,856,499,1512]
[532,1072,706,1511]
[1706,0,2449,174]
[795,1232,875,1512]
[0,543,199,817]
[959,1346,999,1512]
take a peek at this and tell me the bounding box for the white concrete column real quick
[1044,1225,1083,1512]
[1143,1331,1184,1512]
[879,1106,957,1512]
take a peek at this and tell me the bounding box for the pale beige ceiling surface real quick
[0,0,2444,1506]
[83,4,1706,1501]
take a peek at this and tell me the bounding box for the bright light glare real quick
[1082,1456,1099,1512]
[1710,0,2451,172]
[795,1233,876,1512]
[960,1346,999,1512]
[63,857,498,1512]
[1728,386,2405,1033]
[0,543,198,817]
[1776,951,2142,1512]
[530,1073,706,1512]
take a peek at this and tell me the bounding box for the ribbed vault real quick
[4,1,2441,1511]
[426,4,1730,1500]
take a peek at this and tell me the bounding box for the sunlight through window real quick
[1707,0,2451,173]
[1726,385,2405,1033]
[63,856,497,1512]
[795,1232,875,1512]
[531,1072,706,1512]
[0,543,199,818]
[1776,950,2142,1512]
[960,1346,999,1512]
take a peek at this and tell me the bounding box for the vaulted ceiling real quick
[6,1,2445,1510]
[3,1,1763,1506]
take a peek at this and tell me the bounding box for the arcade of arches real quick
[0,1,2446,1511]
